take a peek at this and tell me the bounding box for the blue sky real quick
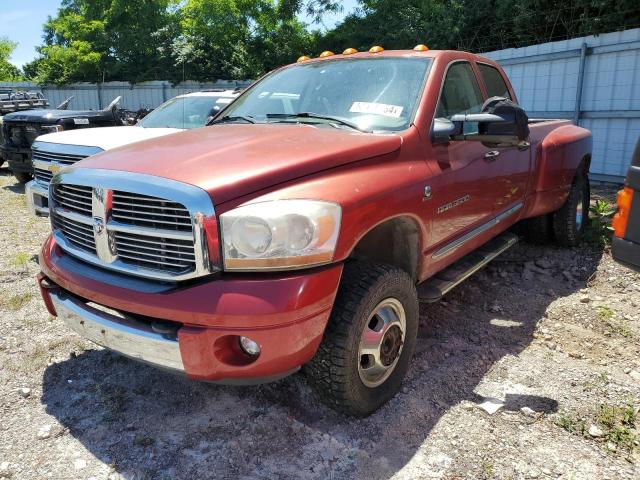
[0,0,360,68]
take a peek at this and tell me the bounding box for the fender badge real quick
[423,185,432,201]
[437,194,470,214]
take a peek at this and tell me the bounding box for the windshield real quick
[220,57,431,132]
[139,95,234,129]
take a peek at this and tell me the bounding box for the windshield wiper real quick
[265,112,369,133]
[208,115,256,126]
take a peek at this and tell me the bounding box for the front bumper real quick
[39,236,343,383]
[47,286,184,371]
[26,180,49,216]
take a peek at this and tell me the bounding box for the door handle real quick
[484,150,500,161]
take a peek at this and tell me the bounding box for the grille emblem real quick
[93,217,105,235]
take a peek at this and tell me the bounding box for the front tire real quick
[305,261,419,416]
[553,172,590,247]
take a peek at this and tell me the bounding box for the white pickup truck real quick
[26,89,240,216]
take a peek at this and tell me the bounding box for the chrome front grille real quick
[51,184,93,216]
[34,168,53,185]
[112,191,193,232]
[49,169,217,281]
[52,214,97,254]
[31,141,103,188]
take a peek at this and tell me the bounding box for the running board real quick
[417,233,518,302]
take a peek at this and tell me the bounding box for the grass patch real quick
[2,292,34,311]
[555,403,638,454]
[555,412,587,435]
[11,251,31,272]
[595,403,638,453]
[597,306,614,321]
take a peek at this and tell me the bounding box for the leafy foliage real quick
[0,37,23,81]
[14,0,640,84]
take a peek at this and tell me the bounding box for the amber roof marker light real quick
[343,48,358,55]
[414,44,429,51]
[296,55,310,63]
[319,50,335,58]
[369,46,384,53]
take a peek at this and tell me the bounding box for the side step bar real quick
[417,233,518,302]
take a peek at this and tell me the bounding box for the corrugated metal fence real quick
[3,27,639,181]
[0,80,252,111]
[484,28,640,182]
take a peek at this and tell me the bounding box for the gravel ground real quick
[0,166,638,480]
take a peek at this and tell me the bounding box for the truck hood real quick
[3,108,114,123]
[37,126,183,150]
[76,124,403,204]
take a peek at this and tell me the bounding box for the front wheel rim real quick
[358,298,406,388]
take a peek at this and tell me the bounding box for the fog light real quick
[239,336,261,356]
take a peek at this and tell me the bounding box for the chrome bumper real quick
[49,289,184,371]
[25,180,49,217]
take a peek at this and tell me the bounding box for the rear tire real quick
[553,173,590,247]
[518,213,554,244]
[305,261,419,416]
[13,171,33,184]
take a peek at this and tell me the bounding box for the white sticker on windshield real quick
[73,118,90,125]
[350,102,404,118]
[216,98,233,104]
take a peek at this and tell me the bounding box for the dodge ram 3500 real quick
[26,90,240,217]
[37,47,592,416]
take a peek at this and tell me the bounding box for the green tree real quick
[27,0,179,84]
[0,37,23,81]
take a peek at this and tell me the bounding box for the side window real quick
[478,64,511,99]
[436,62,483,134]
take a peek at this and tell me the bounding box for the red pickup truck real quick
[37,48,592,416]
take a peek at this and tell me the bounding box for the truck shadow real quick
[0,166,26,194]
[40,241,603,479]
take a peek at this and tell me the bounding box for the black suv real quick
[612,140,640,272]
[1,95,124,183]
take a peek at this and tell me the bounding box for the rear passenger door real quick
[476,62,530,213]
[426,61,500,248]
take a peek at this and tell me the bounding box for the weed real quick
[481,461,495,478]
[597,306,614,321]
[585,199,615,246]
[595,403,638,453]
[3,292,34,311]
[555,412,586,435]
[11,251,31,272]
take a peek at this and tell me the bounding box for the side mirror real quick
[433,98,530,147]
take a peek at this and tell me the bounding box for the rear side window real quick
[478,64,511,99]
[436,62,483,119]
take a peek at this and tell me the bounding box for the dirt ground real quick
[0,166,638,480]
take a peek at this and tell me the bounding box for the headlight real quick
[220,200,341,271]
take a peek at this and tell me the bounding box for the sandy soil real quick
[0,166,637,480]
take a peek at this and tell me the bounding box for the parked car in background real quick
[1,96,124,183]
[37,48,591,416]
[26,89,240,216]
[0,90,50,169]
[612,140,640,271]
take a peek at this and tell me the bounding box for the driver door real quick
[426,61,500,249]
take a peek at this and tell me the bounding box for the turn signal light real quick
[612,187,634,238]
[297,55,311,63]
[319,50,334,58]
[369,45,384,53]
[414,44,429,51]
[343,47,358,55]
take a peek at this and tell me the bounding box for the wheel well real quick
[349,216,421,281]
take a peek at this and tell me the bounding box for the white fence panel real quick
[484,28,640,181]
